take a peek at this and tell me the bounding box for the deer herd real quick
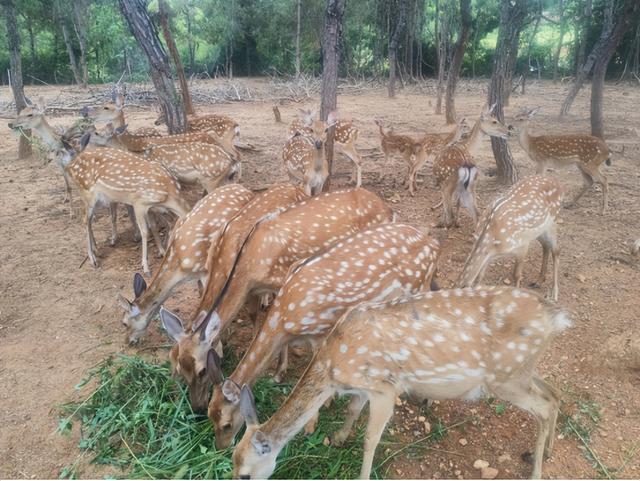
[9,89,617,479]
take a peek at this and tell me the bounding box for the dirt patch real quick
[1,78,639,478]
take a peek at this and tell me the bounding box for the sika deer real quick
[232,287,570,480]
[457,175,564,301]
[160,188,392,412]
[81,93,162,137]
[283,124,328,196]
[155,184,307,411]
[155,111,240,153]
[207,223,439,449]
[144,142,242,193]
[433,105,509,227]
[510,107,610,214]
[117,184,254,344]
[291,110,362,187]
[56,134,190,275]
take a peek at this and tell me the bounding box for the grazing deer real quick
[81,93,162,137]
[290,110,362,187]
[433,105,509,227]
[457,176,564,301]
[117,184,254,344]
[144,142,242,193]
[155,111,239,152]
[154,184,307,410]
[510,107,610,214]
[8,99,74,202]
[232,287,570,480]
[206,223,439,449]
[56,134,190,275]
[159,188,393,412]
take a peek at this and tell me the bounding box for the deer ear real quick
[251,430,272,455]
[207,349,223,384]
[35,96,46,113]
[61,137,75,152]
[191,310,208,332]
[115,124,128,135]
[117,293,132,312]
[200,311,221,344]
[160,307,186,342]
[240,384,259,426]
[133,273,147,298]
[79,132,91,151]
[222,378,241,404]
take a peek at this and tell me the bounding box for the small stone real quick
[577,274,586,283]
[323,437,331,446]
[459,438,468,446]
[481,467,499,479]
[473,460,489,470]
[423,421,431,433]
[503,277,511,285]
[388,428,395,435]
[418,416,426,422]
[454,470,461,476]
[497,454,511,464]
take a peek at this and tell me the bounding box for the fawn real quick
[206,223,439,449]
[509,107,610,214]
[117,184,254,344]
[283,115,329,195]
[56,133,190,275]
[82,93,161,137]
[155,110,240,153]
[160,188,393,412]
[232,287,570,479]
[457,175,564,301]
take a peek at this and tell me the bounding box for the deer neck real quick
[33,116,61,150]
[111,110,126,129]
[464,118,485,155]
[134,257,182,324]
[517,122,533,154]
[314,145,325,172]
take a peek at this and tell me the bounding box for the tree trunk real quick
[72,0,89,88]
[575,0,592,77]
[58,13,82,85]
[1,0,31,158]
[184,6,196,73]
[591,0,640,138]
[320,0,346,190]
[521,8,541,95]
[158,0,194,115]
[118,0,186,133]
[552,0,566,82]
[444,0,471,124]
[388,0,408,98]
[295,0,302,78]
[488,0,528,185]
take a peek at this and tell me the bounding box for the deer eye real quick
[104,107,109,110]
[222,422,232,431]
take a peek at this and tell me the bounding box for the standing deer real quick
[282,129,328,196]
[154,184,307,410]
[160,188,393,412]
[290,110,362,188]
[232,287,570,480]
[433,105,509,227]
[117,184,254,344]
[457,175,564,301]
[81,93,162,137]
[56,134,190,275]
[206,223,440,449]
[509,107,610,214]
[155,110,240,153]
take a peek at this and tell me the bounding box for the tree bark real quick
[58,9,82,86]
[591,0,640,138]
[158,0,194,115]
[521,7,541,95]
[1,0,31,158]
[552,0,566,82]
[119,0,186,134]
[72,0,89,88]
[574,0,592,77]
[445,0,471,124]
[294,0,302,78]
[388,0,408,98]
[320,0,346,190]
[488,0,528,185]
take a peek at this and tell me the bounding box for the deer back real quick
[433,144,475,186]
[528,134,609,166]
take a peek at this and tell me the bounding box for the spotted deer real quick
[510,107,610,214]
[205,223,439,449]
[290,110,362,187]
[457,176,564,301]
[155,111,239,153]
[154,184,307,411]
[159,188,393,412]
[81,93,162,137]
[56,134,190,275]
[117,184,254,344]
[144,142,242,193]
[8,99,74,202]
[232,287,570,480]
[283,118,328,195]
[433,105,510,227]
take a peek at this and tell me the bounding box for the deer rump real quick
[455,164,478,215]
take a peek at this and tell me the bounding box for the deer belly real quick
[406,374,486,401]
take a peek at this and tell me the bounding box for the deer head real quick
[81,94,125,123]
[8,97,46,130]
[478,103,510,139]
[508,106,541,134]
[209,378,247,449]
[300,110,327,150]
[116,273,149,344]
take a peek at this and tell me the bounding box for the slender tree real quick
[72,0,90,88]
[158,0,195,115]
[55,0,82,86]
[118,0,186,133]
[444,0,471,124]
[552,0,567,82]
[320,0,346,189]
[487,0,529,184]
[388,0,408,98]
[294,0,302,78]
[1,0,32,158]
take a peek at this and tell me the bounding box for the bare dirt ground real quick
[0,78,639,479]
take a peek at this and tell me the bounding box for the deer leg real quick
[85,203,98,268]
[274,345,289,384]
[148,213,166,258]
[125,205,141,242]
[537,227,559,301]
[513,254,526,288]
[566,168,592,209]
[134,206,151,276]
[360,391,395,480]
[332,394,366,446]
[109,204,118,247]
[590,167,609,214]
[197,278,204,296]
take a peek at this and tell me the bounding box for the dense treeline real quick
[1,0,639,85]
